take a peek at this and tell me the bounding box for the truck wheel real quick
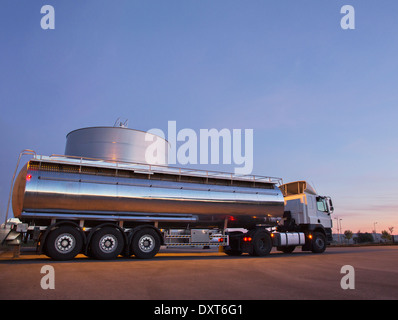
[278,246,296,254]
[131,228,161,259]
[90,227,124,260]
[224,248,243,256]
[311,232,327,253]
[251,230,272,257]
[45,226,83,261]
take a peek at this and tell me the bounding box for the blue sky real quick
[1,0,397,232]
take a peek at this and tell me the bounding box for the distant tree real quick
[353,230,360,244]
[381,230,392,242]
[388,227,394,235]
[344,230,353,244]
[354,231,374,243]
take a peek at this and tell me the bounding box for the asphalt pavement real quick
[0,246,397,300]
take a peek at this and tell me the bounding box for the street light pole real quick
[339,219,343,244]
[334,217,340,243]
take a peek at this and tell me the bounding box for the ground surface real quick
[0,246,397,300]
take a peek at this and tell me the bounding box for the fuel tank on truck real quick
[12,124,285,228]
[12,157,285,228]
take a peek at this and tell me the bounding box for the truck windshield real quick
[316,198,328,212]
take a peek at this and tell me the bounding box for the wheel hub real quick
[55,234,75,254]
[99,235,118,253]
[139,235,155,252]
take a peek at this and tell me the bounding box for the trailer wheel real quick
[90,227,124,260]
[131,228,161,259]
[251,230,272,257]
[45,226,83,261]
[311,232,327,253]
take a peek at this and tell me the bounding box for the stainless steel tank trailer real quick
[2,124,334,260]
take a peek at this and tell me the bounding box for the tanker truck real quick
[2,127,334,261]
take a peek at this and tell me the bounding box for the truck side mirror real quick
[328,199,334,213]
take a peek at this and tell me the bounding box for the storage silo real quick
[65,123,168,165]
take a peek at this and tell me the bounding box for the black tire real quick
[311,232,327,253]
[251,230,272,257]
[278,246,296,254]
[131,228,161,259]
[90,227,125,260]
[45,226,83,261]
[223,248,243,256]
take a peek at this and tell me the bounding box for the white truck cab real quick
[281,181,333,229]
[275,181,334,253]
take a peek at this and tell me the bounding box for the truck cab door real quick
[315,197,332,228]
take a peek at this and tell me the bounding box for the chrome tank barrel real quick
[12,158,285,225]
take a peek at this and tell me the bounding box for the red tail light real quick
[26,174,32,181]
[243,236,252,242]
